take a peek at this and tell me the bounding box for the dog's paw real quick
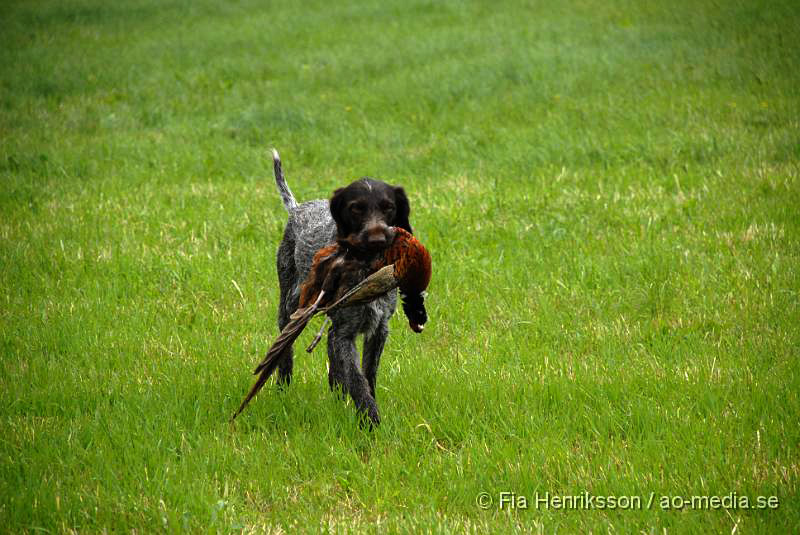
[357,400,381,429]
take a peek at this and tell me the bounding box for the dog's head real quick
[330,178,412,253]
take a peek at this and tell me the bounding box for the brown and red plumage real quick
[231,227,431,420]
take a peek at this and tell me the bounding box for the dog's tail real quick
[272,148,298,212]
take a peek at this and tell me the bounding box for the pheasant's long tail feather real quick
[253,307,316,374]
[231,291,326,420]
[231,369,272,421]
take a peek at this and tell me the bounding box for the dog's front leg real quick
[327,326,380,426]
[362,321,389,400]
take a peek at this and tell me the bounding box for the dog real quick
[271,150,412,426]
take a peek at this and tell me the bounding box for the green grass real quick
[1,0,799,532]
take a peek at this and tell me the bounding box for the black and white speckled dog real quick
[271,150,413,426]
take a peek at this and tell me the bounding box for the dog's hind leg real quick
[276,236,298,385]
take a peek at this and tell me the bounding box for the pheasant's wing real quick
[322,265,398,312]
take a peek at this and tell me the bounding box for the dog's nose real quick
[363,221,392,250]
[367,232,387,247]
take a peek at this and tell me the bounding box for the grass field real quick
[1,0,799,532]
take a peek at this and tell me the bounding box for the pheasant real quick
[232,227,431,420]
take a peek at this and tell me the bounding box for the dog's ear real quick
[329,187,350,238]
[393,186,412,234]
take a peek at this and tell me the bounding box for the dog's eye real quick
[380,201,395,213]
[349,202,366,214]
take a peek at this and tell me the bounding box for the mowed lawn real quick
[1,0,799,532]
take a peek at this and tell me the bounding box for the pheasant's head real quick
[383,228,432,333]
